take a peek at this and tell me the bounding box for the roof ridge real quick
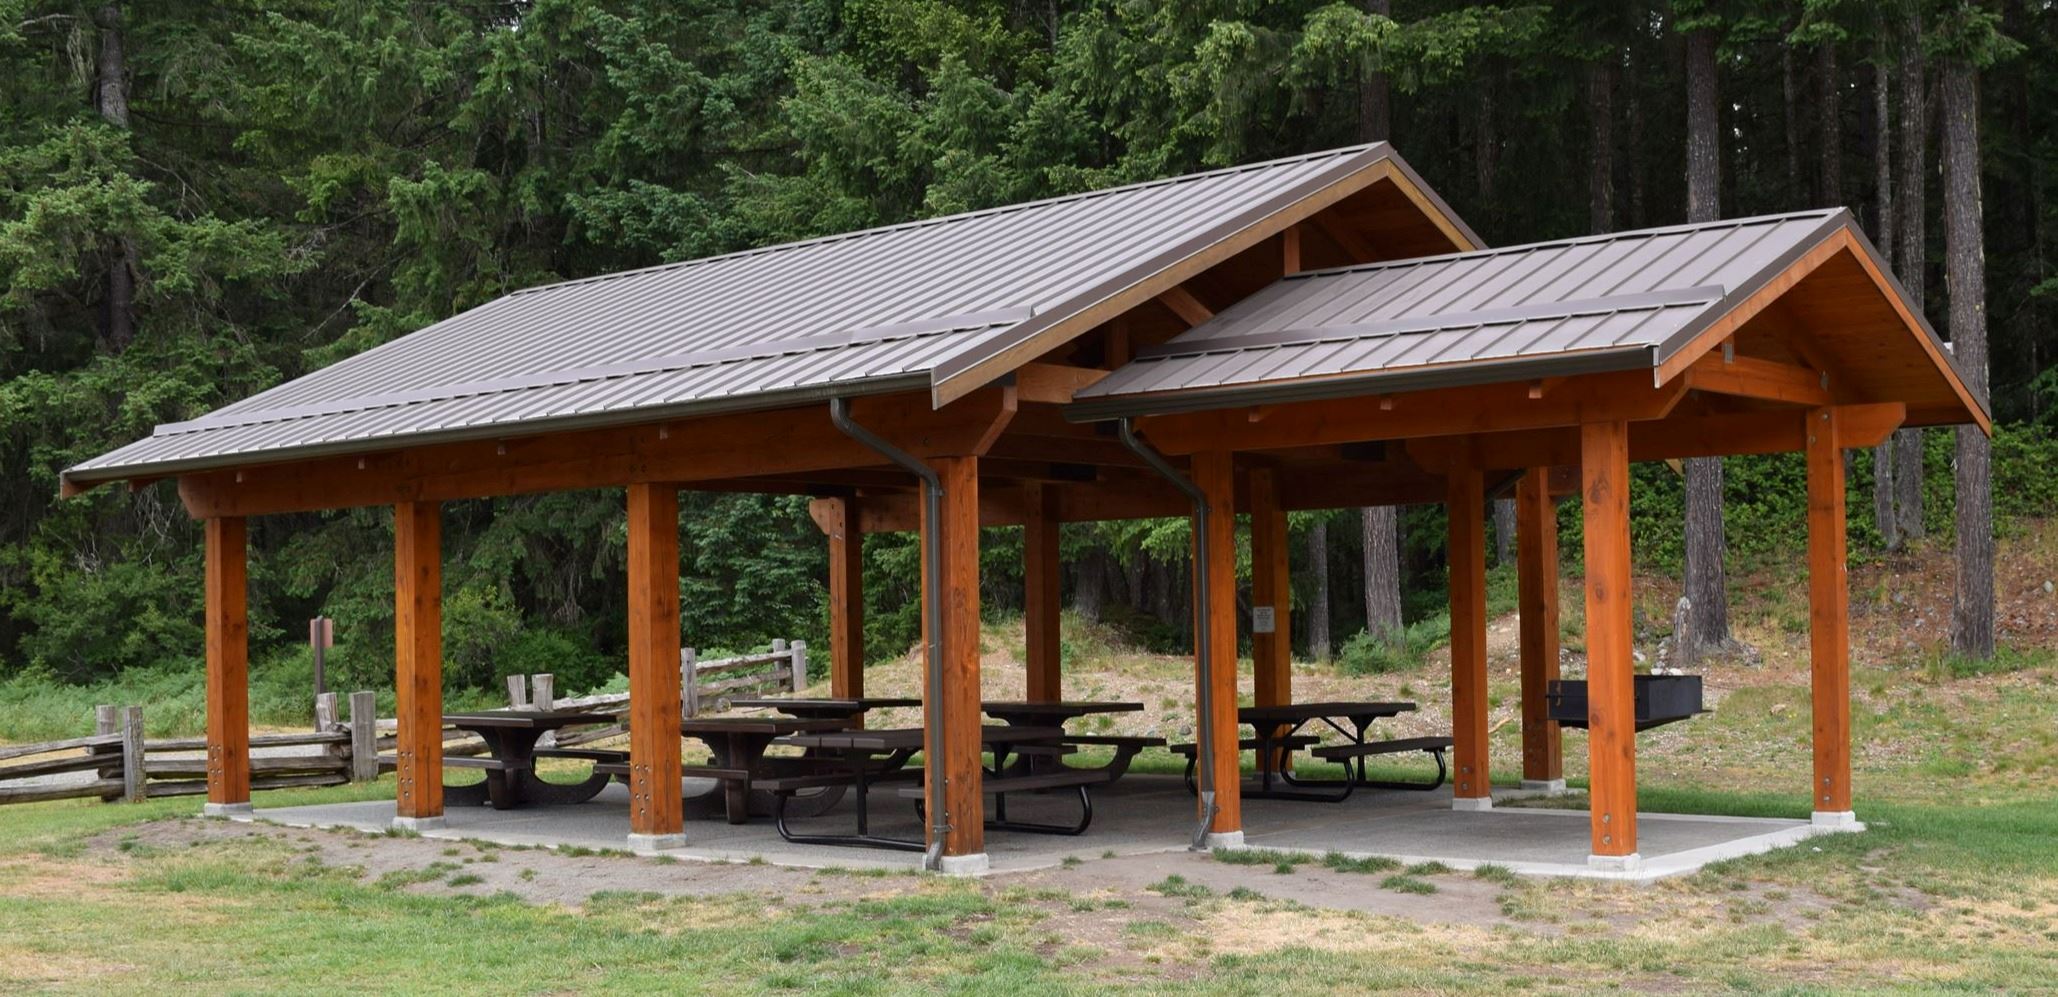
[1285,207,1850,283]
[509,144,1389,297]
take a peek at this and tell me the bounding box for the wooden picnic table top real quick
[1236,701,1416,725]
[728,696,921,717]
[442,709,617,730]
[777,724,1066,754]
[679,716,850,737]
[981,700,1144,723]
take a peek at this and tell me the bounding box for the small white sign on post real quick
[1251,605,1277,634]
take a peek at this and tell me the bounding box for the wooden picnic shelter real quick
[61,143,1987,872]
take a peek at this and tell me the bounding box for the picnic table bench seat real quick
[900,767,1112,835]
[1166,735,1320,757]
[1309,735,1453,791]
[438,754,526,772]
[531,747,626,763]
[1057,734,1164,779]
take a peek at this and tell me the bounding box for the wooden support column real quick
[626,483,685,850]
[1806,407,1855,824]
[1023,483,1062,702]
[203,517,250,814]
[392,501,443,826]
[1516,468,1564,790]
[924,456,986,864]
[1446,457,1491,808]
[822,496,865,701]
[1192,450,1243,840]
[1248,467,1292,772]
[1581,421,1639,864]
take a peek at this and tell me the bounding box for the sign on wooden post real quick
[1251,606,1277,634]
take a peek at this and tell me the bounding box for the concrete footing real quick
[1519,779,1568,795]
[1811,810,1863,830]
[201,802,253,818]
[1451,796,1495,812]
[627,832,687,855]
[1201,830,1246,850]
[935,852,990,876]
[390,815,446,833]
[1587,852,1643,873]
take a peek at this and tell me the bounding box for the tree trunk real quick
[1492,499,1515,568]
[1681,25,1730,661]
[1362,506,1403,644]
[1871,54,1899,551]
[1588,59,1616,233]
[1817,40,1841,207]
[1308,520,1333,661]
[1357,0,1392,142]
[1073,548,1107,620]
[1475,70,1497,209]
[1626,48,1646,228]
[1893,10,1927,542]
[93,2,134,353]
[1941,60,1993,659]
[1783,42,1803,201]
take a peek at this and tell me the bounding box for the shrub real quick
[1337,618,1443,676]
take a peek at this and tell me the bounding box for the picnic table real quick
[1173,701,1449,802]
[676,715,852,824]
[766,725,1071,851]
[729,696,921,722]
[980,701,1160,779]
[442,709,618,810]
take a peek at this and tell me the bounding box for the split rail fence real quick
[0,641,807,807]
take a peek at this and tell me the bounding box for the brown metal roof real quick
[1068,208,1977,420]
[69,144,1473,488]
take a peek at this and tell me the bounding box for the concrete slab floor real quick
[246,774,1858,881]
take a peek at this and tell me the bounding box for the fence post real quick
[93,704,120,789]
[681,648,698,719]
[506,674,530,709]
[790,641,808,693]
[121,706,146,803]
[533,674,555,711]
[314,691,339,730]
[348,691,378,783]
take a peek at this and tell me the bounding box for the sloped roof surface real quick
[69,144,1434,485]
[1070,209,1885,417]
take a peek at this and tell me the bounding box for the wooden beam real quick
[1418,402,1909,472]
[1580,421,1638,860]
[1312,213,1377,262]
[1157,285,1215,327]
[1023,483,1062,702]
[393,501,442,822]
[1105,317,1132,369]
[1515,468,1562,787]
[1685,353,1834,406]
[1446,456,1490,805]
[176,388,1018,519]
[1806,407,1852,819]
[626,483,684,844]
[1130,370,1688,456]
[820,496,864,703]
[1281,226,1302,275]
[926,455,985,858]
[1014,363,1110,404]
[204,517,249,810]
[1247,467,1292,773]
[1193,449,1242,837]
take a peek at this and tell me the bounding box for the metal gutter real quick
[828,397,951,871]
[1116,419,1218,850]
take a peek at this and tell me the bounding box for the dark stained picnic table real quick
[728,696,921,721]
[980,700,1144,726]
[678,715,851,823]
[1235,701,1417,801]
[770,725,1070,851]
[442,709,618,809]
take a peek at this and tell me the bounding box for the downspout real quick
[829,397,950,871]
[1117,419,1219,850]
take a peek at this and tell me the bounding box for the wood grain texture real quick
[204,516,249,806]
[821,496,864,702]
[1580,422,1637,856]
[1023,482,1062,702]
[1445,457,1490,801]
[1806,407,1852,813]
[392,502,443,819]
[1192,450,1242,833]
[1247,467,1292,772]
[1516,468,1563,783]
[924,456,986,856]
[626,483,684,837]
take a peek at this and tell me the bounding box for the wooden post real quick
[392,502,443,827]
[790,641,808,693]
[822,496,865,701]
[1447,457,1491,808]
[1581,421,1639,864]
[1024,482,1063,702]
[506,674,530,709]
[1248,467,1292,773]
[533,674,555,711]
[682,648,700,718]
[348,691,378,783]
[1516,467,1564,790]
[924,456,986,865]
[1807,407,1855,824]
[204,516,251,815]
[314,691,338,731]
[1192,449,1242,841]
[93,704,119,785]
[626,482,685,851]
[121,706,145,803]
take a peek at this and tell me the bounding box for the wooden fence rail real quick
[0,640,811,808]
